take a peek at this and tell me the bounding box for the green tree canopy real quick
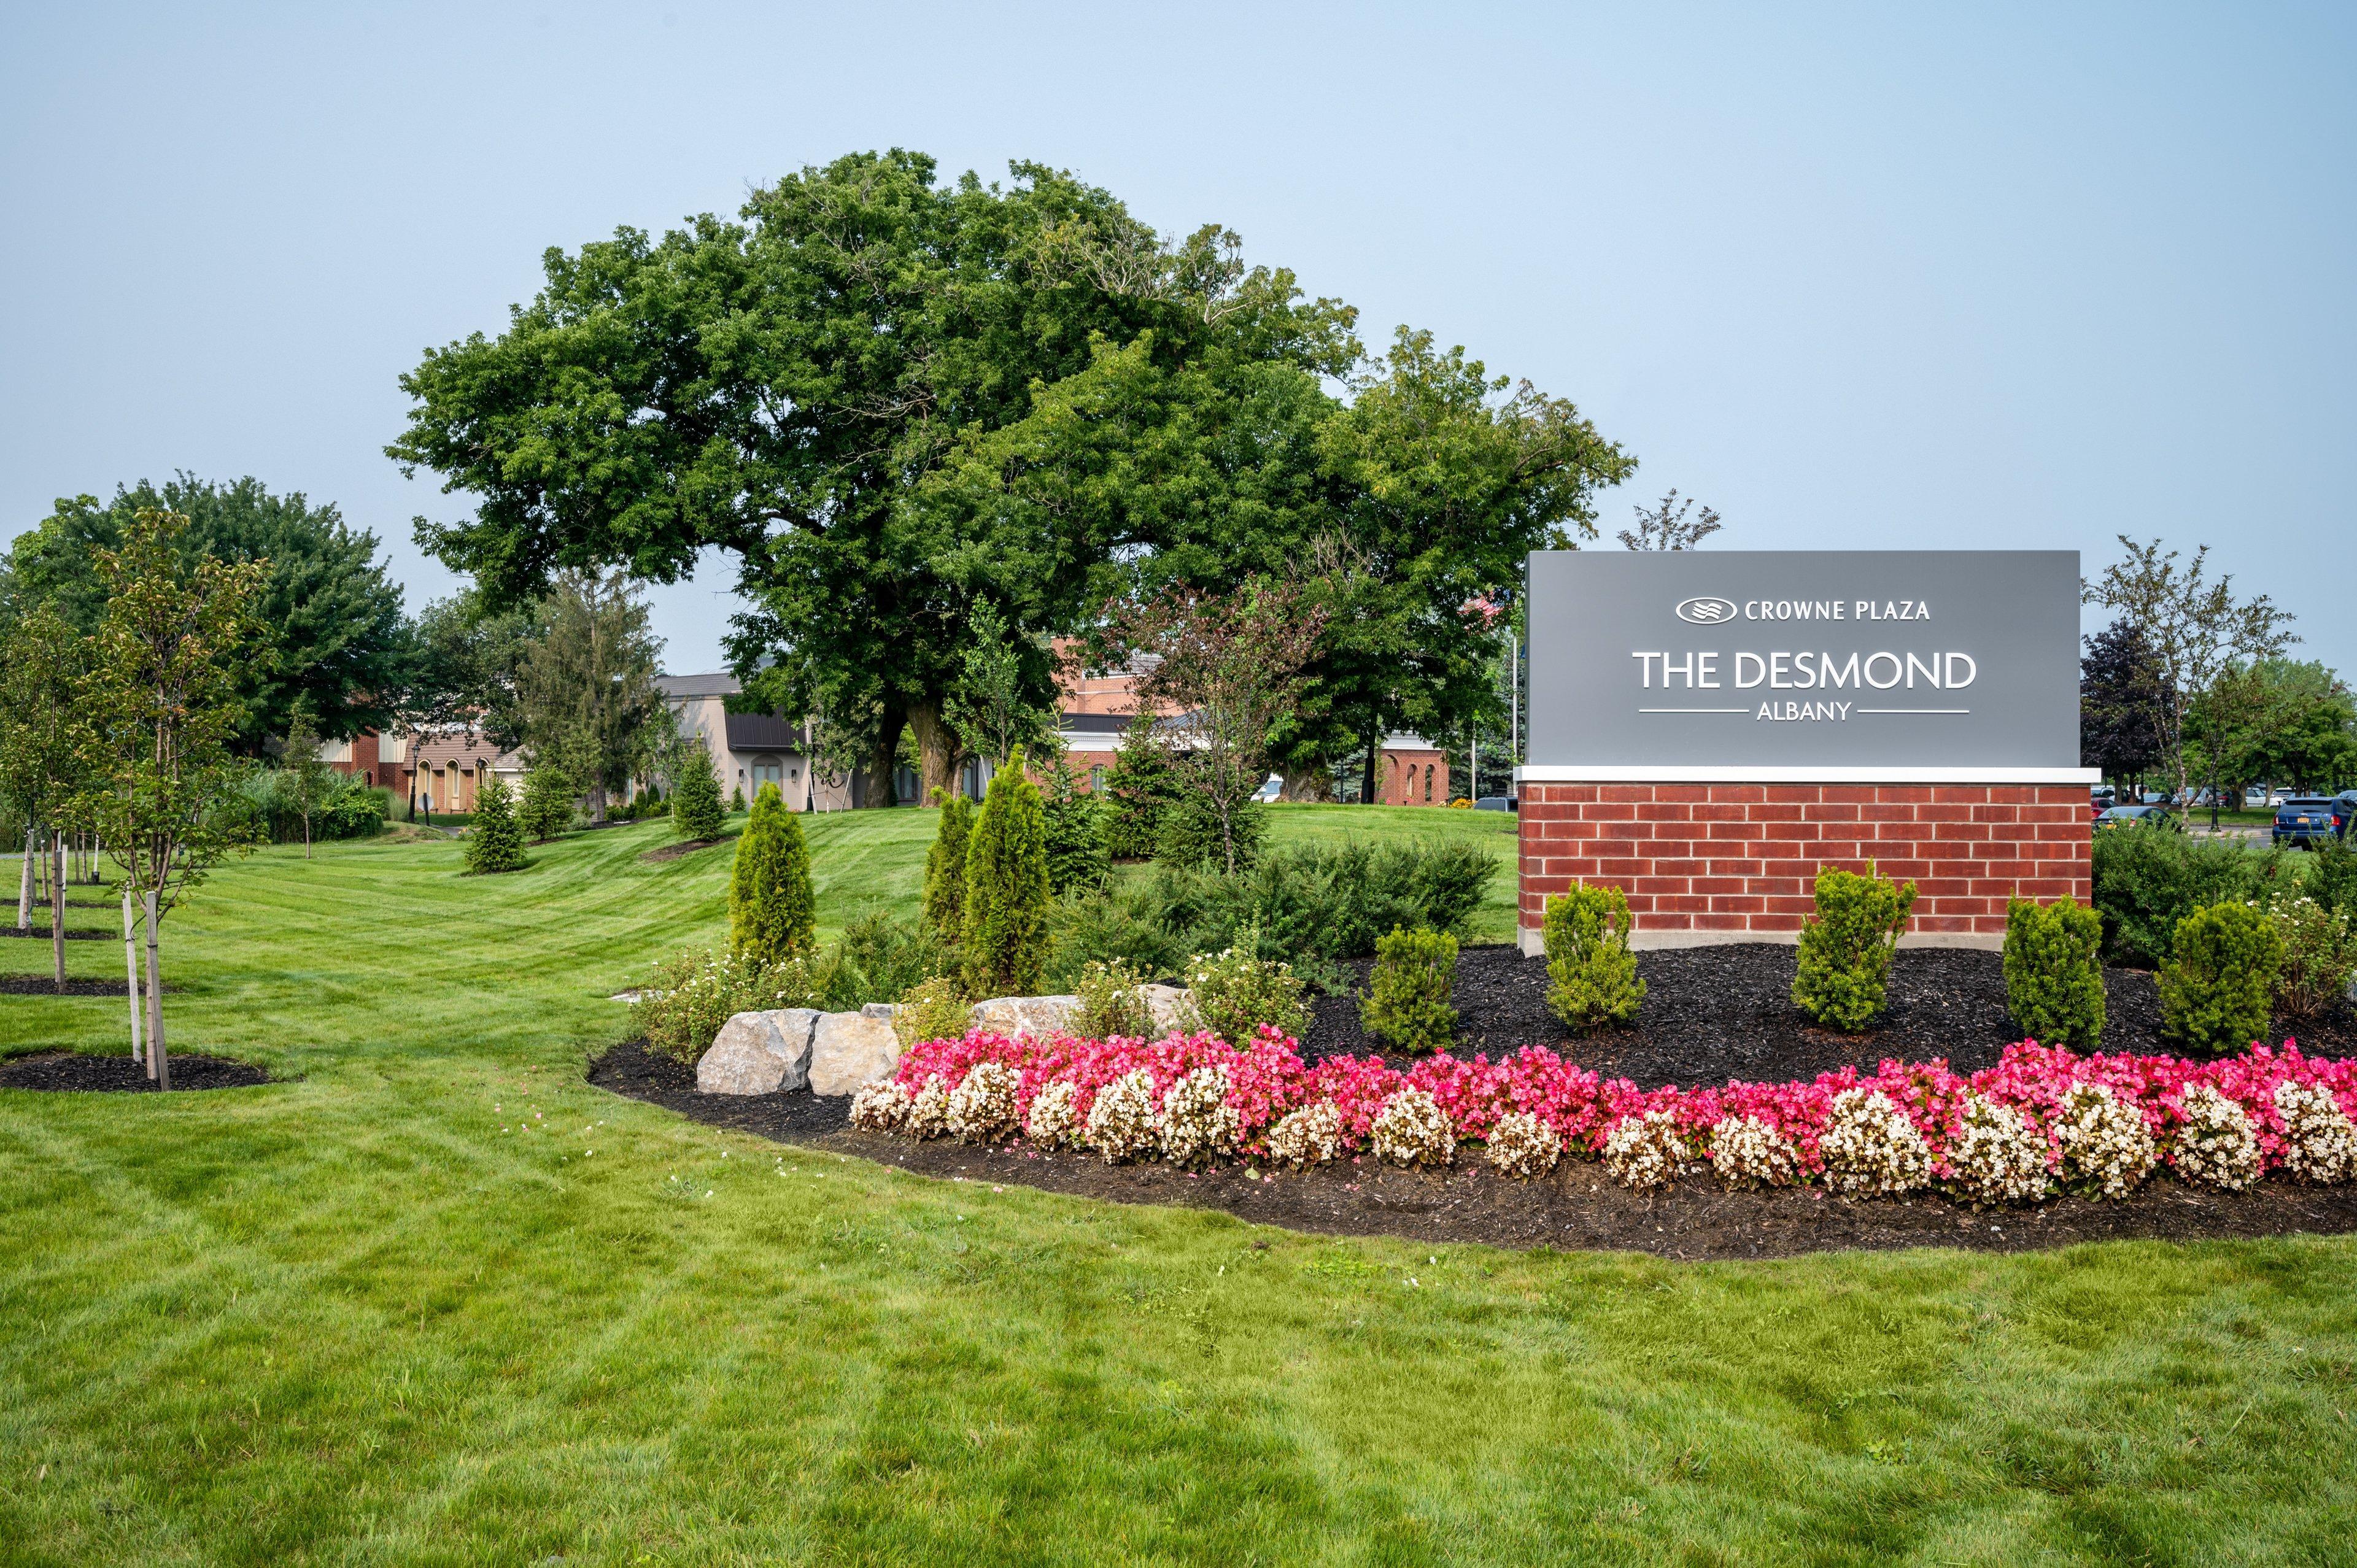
[4,475,408,751]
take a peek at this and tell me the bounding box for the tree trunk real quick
[144,891,167,1090]
[52,829,66,993]
[907,701,962,804]
[865,708,907,808]
[590,780,608,824]
[1361,716,1381,805]
[123,890,144,1062]
[16,828,31,930]
[303,809,312,859]
[1279,765,1333,803]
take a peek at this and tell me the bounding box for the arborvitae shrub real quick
[1102,714,1182,859]
[730,782,815,964]
[463,775,526,873]
[2158,900,2284,1054]
[1360,925,1458,1053]
[964,747,1051,996]
[669,743,726,842]
[1791,863,1916,1031]
[1042,757,1111,894]
[2002,895,2107,1046]
[1075,958,1153,1038]
[1544,884,1646,1033]
[921,788,973,938]
[517,762,575,843]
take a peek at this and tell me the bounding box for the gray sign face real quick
[1523,550,2084,778]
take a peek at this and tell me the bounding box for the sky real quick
[3,1,2350,679]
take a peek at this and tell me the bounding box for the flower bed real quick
[851,1027,2357,1204]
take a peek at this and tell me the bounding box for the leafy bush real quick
[831,910,953,1006]
[1042,757,1110,894]
[1075,958,1153,1038]
[1158,790,1264,872]
[893,973,973,1051]
[2307,840,2357,918]
[1360,925,1458,1053]
[921,789,973,938]
[964,748,1051,995]
[519,762,575,843]
[730,782,815,963]
[1047,879,1199,986]
[1791,863,1916,1032]
[215,767,391,844]
[2261,893,2356,1025]
[2158,900,2284,1054]
[632,946,818,1064]
[1184,929,1309,1043]
[2002,895,2106,1047]
[463,775,526,873]
[1543,884,1645,1033]
[319,779,392,840]
[2092,822,2276,967]
[668,746,724,841]
[1102,715,1182,859]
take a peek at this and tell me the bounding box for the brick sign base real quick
[1517,781,2092,953]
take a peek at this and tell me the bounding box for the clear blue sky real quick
[4,2,2350,678]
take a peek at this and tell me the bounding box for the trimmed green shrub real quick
[1185,927,1309,1043]
[2002,895,2106,1047]
[892,973,973,1051]
[1042,757,1110,894]
[1102,714,1182,859]
[964,747,1051,996]
[1544,884,1646,1033]
[730,782,815,963]
[1360,925,1458,1053]
[463,775,526,873]
[633,947,818,1064]
[1791,863,1916,1032]
[922,787,975,938]
[519,762,575,843]
[1158,790,1264,872]
[730,783,746,813]
[2307,840,2357,918]
[668,743,725,842]
[1075,958,1155,1038]
[2158,900,2285,1054]
[2259,892,2353,1026]
[2092,822,2276,967]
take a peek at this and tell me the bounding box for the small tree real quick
[517,759,576,843]
[0,602,96,992]
[1360,925,1458,1052]
[1123,579,1327,875]
[730,782,815,963]
[1619,489,1722,551]
[921,786,974,938]
[963,746,1050,997]
[83,508,268,1088]
[279,699,332,859]
[943,598,1057,770]
[1543,884,1645,1033]
[514,569,665,822]
[1040,751,1110,894]
[1102,711,1181,859]
[464,774,526,873]
[730,782,746,813]
[667,739,726,843]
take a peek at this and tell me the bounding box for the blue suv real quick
[2274,796,2343,849]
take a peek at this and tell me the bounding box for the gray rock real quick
[1142,984,1193,1035]
[695,1006,819,1095]
[969,994,1082,1039]
[808,1011,901,1096]
[860,1002,898,1021]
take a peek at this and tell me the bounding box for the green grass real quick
[4,810,2356,1565]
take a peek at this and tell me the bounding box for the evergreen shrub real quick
[964,747,1051,996]
[463,775,526,873]
[729,782,815,963]
[730,783,746,813]
[1791,863,1916,1031]
[519,762,575,842]
[1102,714,1181,859]
[833,910,953,1004]
[1042,757,1110,894]
[1360,925,1458,1053]
[668,744,726,841]
[2002,895,2106,1046]
[2091,822,2275,967]
[1158,790,1264,871]
[921,787,973,938]
[2158,900,2284,1054]
[1543,883,1645,1033]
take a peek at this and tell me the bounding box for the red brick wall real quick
[1518,781,2090,944]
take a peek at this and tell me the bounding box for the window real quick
[1089,765,1106,793]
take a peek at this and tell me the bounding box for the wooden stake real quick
[144,890,168,1091]
[123,889,144,1063]
[50,828,66,993]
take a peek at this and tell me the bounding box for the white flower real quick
[1159,1066,1241,1166]
[2171,1084,2261,1191]
[1603,1108,1687,1191]
[1486,1112,1562,1180]
[1024,1079,1083,1149]
[2054,1082,2156,1199]
[1708,1114,1800,1189]
[1819,1089,1932,1197]
[905,1075,954,1140]
[1371,1089,1455,1168]
[946,1062,1022,1143]
[1085,1069,1161,1164]
[1944,1094,2052,1204]
[2275,1080,2357,1184]
[849,1079,912,1134]
[1265,1101,1344,1168]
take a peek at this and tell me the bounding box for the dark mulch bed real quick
[0,976,177,997]
[638,838,725,863]
[589,1032,2357,1262]
[1302,943,2356,1084]
[0,1051,272,1092]
[0,925,112,941]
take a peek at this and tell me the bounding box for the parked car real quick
[2245,785,2271,809]
[2096,804,2175,833]
[1252,774,1283,803]
[1473,795,1516,812]
[2335,792,2357,841]
[2274,797,2339,849]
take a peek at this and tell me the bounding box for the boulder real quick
[1142,984,1193,1035]
[969,994,1082,1039]
[695,1007,819,1095]
[860,1002,898,1021]
[808,1011,901,1096]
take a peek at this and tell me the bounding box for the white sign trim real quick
[1515,765,2101,784]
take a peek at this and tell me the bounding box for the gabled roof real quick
[723,712,805,752]
[658,672,742,698]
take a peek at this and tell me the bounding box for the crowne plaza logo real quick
[1674,597,1738,625]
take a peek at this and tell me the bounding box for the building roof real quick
[723,712,805,753]
[1383,733,1438,752]
[658,672,743,699]
[411,732,526,769]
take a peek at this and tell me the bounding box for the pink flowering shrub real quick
[865,1023,2357,1205]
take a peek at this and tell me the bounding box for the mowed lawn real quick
[2,808,2355,1566]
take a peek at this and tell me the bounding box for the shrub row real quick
[856,1027,2357,1203]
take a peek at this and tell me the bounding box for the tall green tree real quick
[514,571,664,822]
[921,787,975,938]
[0,602,96,991]
[389,150,1357,804]
[963,748,1050,996]
[84,509,268,1089]
[6,475,406,751]
[730,783,815,963]
[463,776,526,873]
[667,739,726,843]
[2080,620,2167,787]
[518,759,578,843]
